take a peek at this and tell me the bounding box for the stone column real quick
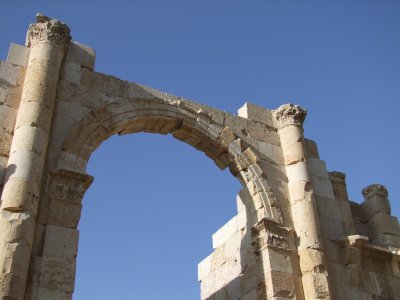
[362,184,400,247]
[0,14,70,299]
[329,171,356,235]
[274,104,330,299]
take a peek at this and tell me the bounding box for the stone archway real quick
[0,15,300,299]
[2,14,399,300]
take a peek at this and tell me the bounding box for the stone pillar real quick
[0,14,70,299]
[361,184,400,247]
[329,171,356,235]
[274,104,330,299]
[251,218,296,299]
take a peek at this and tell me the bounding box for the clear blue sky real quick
[1,1,400,299]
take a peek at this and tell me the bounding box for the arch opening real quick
[29,99,286,299]
[73,133,241,299]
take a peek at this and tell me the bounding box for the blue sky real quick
[1,1,400,299]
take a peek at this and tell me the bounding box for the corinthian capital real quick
[362,184,388,200]
[329,171,346,184]
[26,13,71,47]
[273,104,307,128]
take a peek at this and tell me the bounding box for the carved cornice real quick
[47,169,93,203]
[329,171,346,184]
[340,235,399,261]
[251,218,291,254]
[26,13,71,48]
[273,103,307,128]
[362,184,388,200]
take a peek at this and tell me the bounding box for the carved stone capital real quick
[362,184,388,200]
[329,171,346,184]
[251,218,291,254]
[47,169,93,203]
[26,13,71,48]
[273,103,307,128]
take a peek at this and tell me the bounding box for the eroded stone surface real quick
[0,14,398,300]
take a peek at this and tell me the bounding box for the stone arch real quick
[56,98,283,224]
[23,97,289,299]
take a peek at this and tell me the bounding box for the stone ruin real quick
[0,14,399,300]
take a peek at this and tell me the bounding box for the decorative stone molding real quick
[328,171,346,184]
[362,184,388,200]
[251,218,291,254]
[26,13,71,47]
[45,170,93,229]
[340,235,399,261]
[47,169,93,203]
[273,103,307,128]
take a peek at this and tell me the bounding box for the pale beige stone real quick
[0,61,20,86]
[258,141,284,164]
[307,157,329,179]
[66,42,95,70]
[0,106,16,131]
[2,86,22,109]
[9,126,48,156]
[311,175,335,199]
[212,216,238,249]
[42,225,79,259]
[304,138,319,158]
[315,196,344,240]
[367,213,400,238]
[31,256,76,292]
[5,150,45,181]
[238,102,276,128]
[285,162,310,183]
[27,286,72,300]
[0,15,398,300]
[60,61,81,85]
[281,141,306,165]
[7,43,30,67]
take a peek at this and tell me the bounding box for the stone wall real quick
[0,14,399,300]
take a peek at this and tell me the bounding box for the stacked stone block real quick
[0,14,399,300]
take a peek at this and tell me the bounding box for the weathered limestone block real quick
[2,13,400,300]
[0,61,20,86]
[1,174,42,214]
[27,286,72,300]
[257,141,284,165]
[367,213,400,238]
[30,256,76,293]
[60,61,81,85]
[316,196,344,241]
[245,121,280,146]
[0,105,17,132]
[42,225,78,259]
[301,272,330,299]
[212,216,238,249]
[199,229,244,300]
[304,138,320,159]
[258,159,287,182]
[251,218,297,298]
[311,175,335,199]
[6,44,30,67]
[238,102,276,129]
[329,171,348,201]
[361,184,391,220]
[0,272,27,299]
[280,140,305,166]
[10,126,48,156]
[45,170,93,229]
[65,42,95,70]
[1,86,23,109]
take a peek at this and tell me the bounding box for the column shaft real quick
[0,15,70,299]
[274,104,331,299]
